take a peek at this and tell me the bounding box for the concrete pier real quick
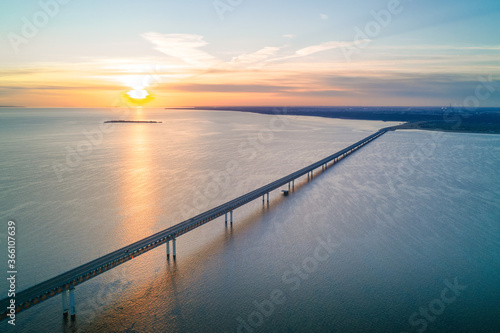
[62,290,69,318]
[69,287,76,320]
[172,238,176,259]
[0,128,391,322]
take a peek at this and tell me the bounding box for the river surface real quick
[0,108,499,332]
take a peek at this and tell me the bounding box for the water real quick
[0,108,499,332]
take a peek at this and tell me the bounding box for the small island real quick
[104,120,162,123]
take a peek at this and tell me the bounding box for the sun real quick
[123,86,155,106]
[117,72,158,106]
[127,88,149,99]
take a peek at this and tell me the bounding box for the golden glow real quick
[117,123,161,243]
[127,89,149,99]
[119,71,157,106]
[2,51,493,107]
[122,89,155,106]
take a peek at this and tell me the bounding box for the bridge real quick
[0,127,392,321]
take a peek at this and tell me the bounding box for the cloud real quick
[283,34,295,39]
[141,32,219,67]
[295,41,340,56]
[162,83,292,93]
[318,72,500,100]
[267,40,365,62]
[0,84,118,91]
[320,14,328,20]
[231,47,281,64]
[382,44,500,51]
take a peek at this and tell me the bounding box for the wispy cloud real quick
[141,32,219,68]
[283,34,295,39]
[231,47,281,64]
[162,83,291,93]
[295,41,340,56]
[3,29,497,107]
[367,44,500,52]
[320,14,329,20]
[268,40,370,62]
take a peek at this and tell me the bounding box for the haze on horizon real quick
[0,0,499,108]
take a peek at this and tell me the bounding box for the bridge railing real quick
[0,128,389,320]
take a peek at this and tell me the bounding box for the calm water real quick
[0,108,499,333]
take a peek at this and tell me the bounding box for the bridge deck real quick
[0,128,389,320]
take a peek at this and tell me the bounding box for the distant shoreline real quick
[190,106,500,135]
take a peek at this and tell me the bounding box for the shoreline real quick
[190,107,500,135]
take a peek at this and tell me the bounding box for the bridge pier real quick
[2,131,390,321]
[166,239,170,259]
[69,287,76,320]
[172,238,176,259]
[288,182,290,191]
[292,179,294,190]
[62,289,69,318]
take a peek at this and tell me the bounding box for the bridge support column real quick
[267,193,269,204]
[69,287,76,320]
[225,212,228,226]
[288,182,290,191]
[166,239,170,259]
[62,289,69,318]
[173,238,176,259]
[292,180,294,190]
[230,211,233,225]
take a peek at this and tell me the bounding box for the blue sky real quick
[0,0,499,106]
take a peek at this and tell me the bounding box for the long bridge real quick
[0,127,392,321]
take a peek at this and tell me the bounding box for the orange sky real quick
[1,0,499,107]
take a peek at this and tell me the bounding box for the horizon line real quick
[2,106,500,109]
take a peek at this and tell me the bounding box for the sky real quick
[0,0,499,107]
